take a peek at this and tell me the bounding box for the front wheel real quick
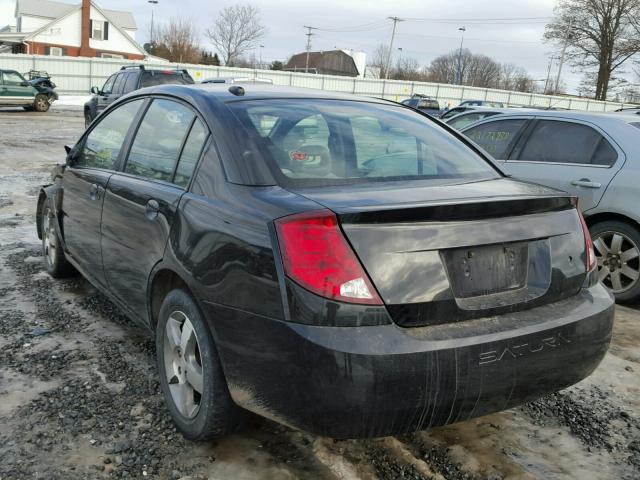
[156,289,247,440]
[33,94,50,112]
[591,220,640,303]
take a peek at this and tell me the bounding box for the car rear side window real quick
[125,99,195,182]
[228,99,499,186]
[464,119,527,159]
[174,119,208,188]
[140,71,194,87]
[78,99,144,170]
[517,120,617,166]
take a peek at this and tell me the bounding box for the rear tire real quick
[590,220,640,303]
[41,205,75,278]
[33,94,49,112]
[156,289,247,440]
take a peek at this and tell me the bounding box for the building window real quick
[92,20,103,40]
[100,53,124,59]
[49,46,63,56]
[90,20,109,41]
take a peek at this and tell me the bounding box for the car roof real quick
[467,109,640,126]
[140,83,392,105]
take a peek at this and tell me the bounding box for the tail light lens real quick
[275,210,383,305]
[577,208,596,272]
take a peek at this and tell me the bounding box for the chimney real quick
[79,0,92,57]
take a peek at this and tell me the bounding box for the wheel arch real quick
[585,211,640,230]
[147,267,193,331]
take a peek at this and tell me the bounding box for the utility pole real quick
[384,16,404,80]
[544,56,555,94]
[554,22,573,94]
[148,0,158,48]
[303,26,317,73]
[455,26,466,85]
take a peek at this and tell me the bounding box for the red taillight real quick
[578,208,596,272]
[275,210,383,305]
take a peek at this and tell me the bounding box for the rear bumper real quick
[206,283,614,438]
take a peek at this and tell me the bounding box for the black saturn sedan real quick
[37,84,614,440]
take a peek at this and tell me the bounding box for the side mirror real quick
[90,86,99,94]
[64,145,72,155]
[65,144,78,165]
[21,81,29,87]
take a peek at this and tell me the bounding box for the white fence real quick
[0,53,632,112]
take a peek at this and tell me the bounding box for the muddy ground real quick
[0,107,638,480]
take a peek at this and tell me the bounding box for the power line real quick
[397,32,542,45]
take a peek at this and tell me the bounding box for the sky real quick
[0,0,594,92]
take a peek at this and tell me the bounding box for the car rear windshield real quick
[227,99,499,187]
[140,70,194,87]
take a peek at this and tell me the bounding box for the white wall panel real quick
[0,54,631,112]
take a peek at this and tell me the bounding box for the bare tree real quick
[545,0,640,101]
[427,49,500,88]
[366,44,390,79]
[205,5,266,66]
[391,57,424,81]
[151,17,201,64]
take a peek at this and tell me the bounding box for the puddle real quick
[0,370,59,416]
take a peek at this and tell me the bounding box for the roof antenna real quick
[229,86,245,96]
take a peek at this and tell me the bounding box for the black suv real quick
[83,65,194,127]
[401,94,441,116]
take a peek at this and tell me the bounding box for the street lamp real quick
[455,26,466,85]
[148,0,158,47]
[259,44,264,69]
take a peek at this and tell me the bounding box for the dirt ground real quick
[0,107,639,480]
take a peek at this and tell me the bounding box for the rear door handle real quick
[571,179,601,189]
[145,199,160,220]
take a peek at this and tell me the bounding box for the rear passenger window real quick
[78,99,143,169]
[174,119,208,187]
[464,119,527,159]
[517,120,617,166]
[125,99,195,182]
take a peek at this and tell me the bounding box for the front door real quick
[0,71,35,106]
[62,98,145,287]
[504,118,624,212]
[101,98,207,322]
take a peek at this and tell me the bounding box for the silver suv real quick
[461,111,640,302]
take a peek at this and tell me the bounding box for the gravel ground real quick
[0,107,638,480]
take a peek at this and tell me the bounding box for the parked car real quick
[84,65,194,127]
[201,76,273,84]
[0,69,56,112]
[459,100,505,108]
[461,111,640,302]
[38,84,613,440]
[24,70,58,104]
[401,94,441,116]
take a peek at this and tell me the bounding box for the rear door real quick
[503,118,624,212]
[62,98,145,288]
[0,71,34,105]
[100,97,208,321]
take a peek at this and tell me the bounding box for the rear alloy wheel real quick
[41,205,74,277]
[33,94,50,112]
[156,289,247,440]
[591,220,640,303]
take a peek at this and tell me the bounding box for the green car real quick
[0,69,55,112]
